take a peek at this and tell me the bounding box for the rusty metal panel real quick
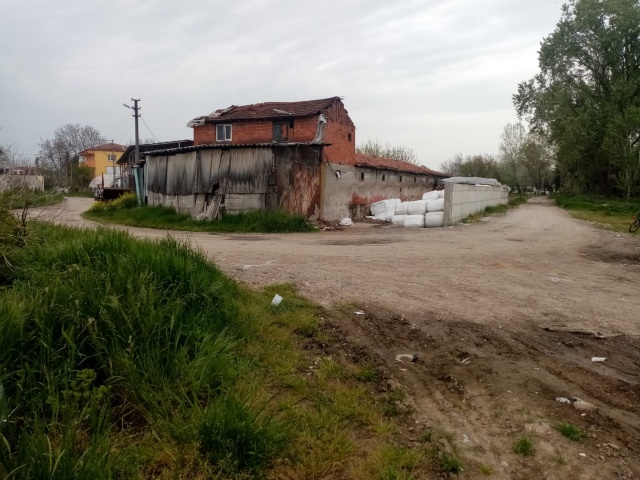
[275,147,321,217]
[197,149,222,193]
[226,148,273,194]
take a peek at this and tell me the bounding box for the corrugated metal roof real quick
[188,97,342,126]
[354,153,448,177]
[143,142,328,158]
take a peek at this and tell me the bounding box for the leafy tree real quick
[38,124,106,187]
[357,138,419,165]
[498,123,528,193]
[440,153,503,181]
[514,0,640,197]
[521,135,555,191]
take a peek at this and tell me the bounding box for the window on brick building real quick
[289,119,295,128]
[273,123,284,142]
[216,124,232,142]
[348,133,352,141]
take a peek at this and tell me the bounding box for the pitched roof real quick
[188,97,342,126]
[355,153,447,177]
[80,143,126,154]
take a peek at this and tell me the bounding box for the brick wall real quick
[323,100,356,166]
[191,99,356,159]
[193,117,319,145]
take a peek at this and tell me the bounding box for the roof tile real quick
[355,153,447,177]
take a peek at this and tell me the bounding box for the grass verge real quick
[552,193,640,233]
[84,193,315,233]
[1,190,64,210]
[0,220,439,478]
[460,195,529,224]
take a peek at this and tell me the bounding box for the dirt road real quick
[28,197,640,478]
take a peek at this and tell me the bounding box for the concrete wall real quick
[0,175,45,192]
[443,183,509,225]
[320,163,438,221]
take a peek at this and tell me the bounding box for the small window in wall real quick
[216,124,232,142]
[382,174,386,182]
[399,176,403,183]
[414,177,417,183]
[273,123,284,142]
[107,154,116,161]
[289,119,295,128]
[348,133,352,141]
[360,172,365,182]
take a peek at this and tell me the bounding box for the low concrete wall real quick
[0,175,45,192]
[443,183,509,225]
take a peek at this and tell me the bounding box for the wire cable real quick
[140,116,160,142]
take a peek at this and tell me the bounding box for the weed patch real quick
[513,436,535,456]
[554,422,586,441]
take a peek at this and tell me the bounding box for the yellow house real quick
[79,143,126,176]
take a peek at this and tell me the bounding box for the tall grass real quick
[85,194,314,233]
[0,222,272,477]
[0,190,64,210]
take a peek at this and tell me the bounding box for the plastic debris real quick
[591,357,606,362]
[354,310,365,315]
[339,217,353,226]
[271,294,283,306]
[395,353,417,363]
[555,397,572,404]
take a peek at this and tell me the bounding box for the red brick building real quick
[188,96,356,167]
[137,97,446,221]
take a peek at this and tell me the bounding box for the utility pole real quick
[132,98,141,165]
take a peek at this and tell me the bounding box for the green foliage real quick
[514,0,640,197]
[198,394,290,474]
[85,204,316,233]
[357,138,419,165]
[554,422,586,441]
[513,436,535,456]
[553,193,640,231]
[440,153,503,181]
[438,453,463,474]
[0,189,64,210]
[89,192,138,212]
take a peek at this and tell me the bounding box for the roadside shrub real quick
[109,192,138,210]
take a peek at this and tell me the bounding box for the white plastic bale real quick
[406,200,428,215]
[437,190,445,199]
[425,211,444,227]
[391,215,406,226]
[426,198,445,212]
[403,214,425,228]
[394,203,409,215]
[373,210,394,221]
[370,199,395,216]
[422,190,439,201]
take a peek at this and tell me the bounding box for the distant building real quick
[0,166,44,192]
[79,143,126,177]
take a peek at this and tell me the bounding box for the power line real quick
[140,116,160,142]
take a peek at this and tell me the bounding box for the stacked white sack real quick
[406,200,428,215]
[437,190,445,199]
[394,203,409,215]
[370,199,400,221]
[426,198,445,212]
[404,215,425,228]
[422,190,439,201]
[425,212,444,227]
[391,215,406,226]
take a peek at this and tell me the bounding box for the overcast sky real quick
[0,0,563,170]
